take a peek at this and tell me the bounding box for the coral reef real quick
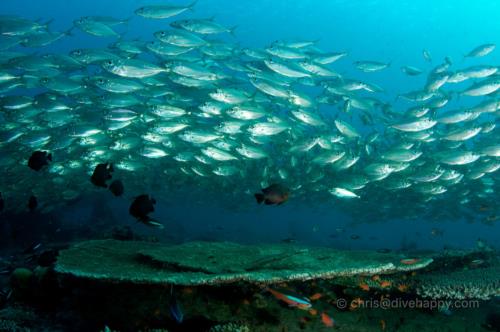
[0,306,44,332]
[416,265,500,300]
[208,322,251,332]
[0,319,31,332]
[55,240,433,286]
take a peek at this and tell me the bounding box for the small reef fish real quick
[321,311,335,327]
[400,258,421,265]
[359,282,370,291]
[169,287,184,324]
[309,293,322,301]
[266,287,312,310]
[254,183,290,205]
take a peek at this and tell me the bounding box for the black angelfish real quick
[28,151,52,171]
[90,162,113,188]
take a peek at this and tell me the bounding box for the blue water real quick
[0,0,499,251]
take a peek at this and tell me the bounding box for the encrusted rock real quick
[55,240,433,286]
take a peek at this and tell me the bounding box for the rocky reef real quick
[0,239,498,331]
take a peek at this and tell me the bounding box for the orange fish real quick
[255,183,290,205]
[309,293,323,301]
[397,284,409,292]
[380,319,386,331]
[479,204,490,211]
[359,283,370,291]
[267,288,311,310]
[321,312,335,327]
[400,258,420,265]
[309,308,318,316]
[371,275,381,282]
[182,287,193,295]
[380,280,392,288]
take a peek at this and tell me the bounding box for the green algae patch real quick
[55,240,433,286]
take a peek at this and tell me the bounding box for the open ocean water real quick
[0,1,499,331]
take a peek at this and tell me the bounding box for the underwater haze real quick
[1,1,500,331]
[0,0,499,251]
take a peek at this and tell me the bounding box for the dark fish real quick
[0,288,12,301]
[23,242,42,255]
[28,195,37,212]
[377,248,391,254]
[129,194,162,228]
[108,179,124,196]
[0,268,12,275]
[90,162,113,188]
[169,289,184,324]
[254,183,290,205]
[350,234,360,240]
[27,151,52,171]
[281,237,297,244]
[430,228,444,237]
[0,192,4,212]
[37,249,58,267]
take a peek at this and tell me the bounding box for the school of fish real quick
[0,2,499,222]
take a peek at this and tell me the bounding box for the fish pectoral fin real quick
[254,193,264,204]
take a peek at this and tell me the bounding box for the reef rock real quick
[55,240,433,286]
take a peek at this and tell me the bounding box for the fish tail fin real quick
[188,0,198,10]
[141,216,163,229]
[229,25,238,37]
[62,26,75,37]
[124,16,134,25]
[254,193,265,204]
[117,31,127,41]
[43,19,54,28]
